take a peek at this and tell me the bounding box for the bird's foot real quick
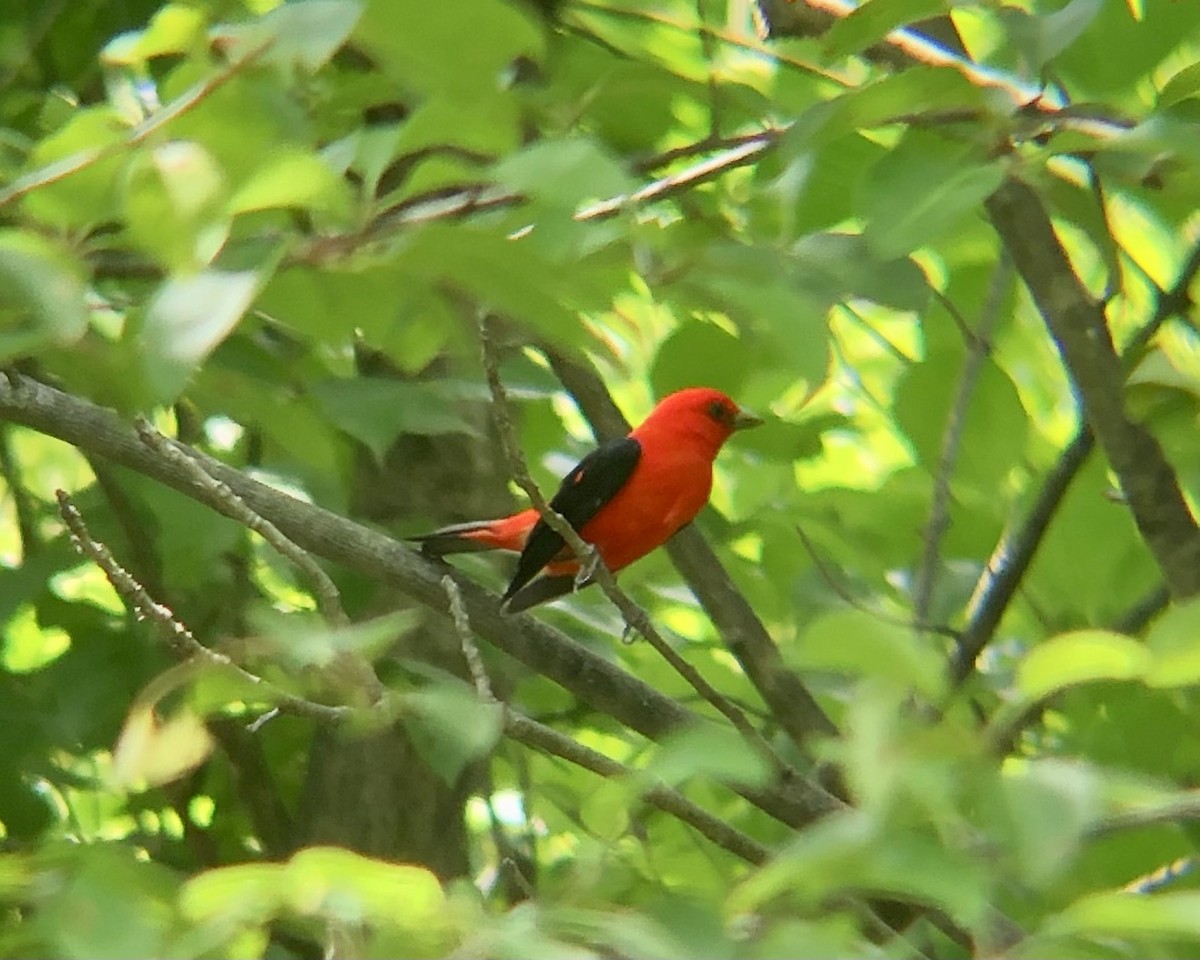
[574,544,602,589]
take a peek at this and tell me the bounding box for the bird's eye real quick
[707,399,733,424]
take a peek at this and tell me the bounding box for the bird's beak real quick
[732,406,764,431]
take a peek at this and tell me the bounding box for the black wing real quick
[502,436,641,604]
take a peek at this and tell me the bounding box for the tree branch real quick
[542,348,840,752]
[914,259,1010,630]
[986,178,1200,601]
[0,371,840,830]
[54,489,350,726]
[444,575,771,867]
[477,319,792,779]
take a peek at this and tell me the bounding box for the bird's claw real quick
[574,544,602,590]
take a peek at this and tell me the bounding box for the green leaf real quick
[492,138,635,210]
[102,4,207,64]
[823,0,950,61]
[310,378,481,463]
[140,269,261,404]
[790,232,930,311]
[894,352,1027,493]
[218,0,364,72]
[1160,62,1200,108]
[402,682,503,783]
[1016,631,1151,703]
[650,321,750,399]
[0,230,88,358]
[1046,890,1200,940]
[795,608,946,699]
[648,722,773,789]
[228,149,353,220]
[19,107,126,227]
[1144,598,1200,687]
[356,0,542,100]
[999,0,1104,74]
[284,847,446,925]
[862,130,1004,258]
[999,759,1100,887]
[180,862,285,925]
[579,780,632,841]
[123,141,229,271]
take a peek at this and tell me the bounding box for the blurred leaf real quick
[791,232,930,311]
[1016,631,1151,703]
[492,138,634,210]
[140,269,261,404]
[999,0,1103,74]
[123,140,228,270]
[19,107,126,227]
[1160,62,1200,108]
[356,0,542,100]
[579,780,632,841]
[648,722,772,790]
[112,704,214,788]
[311,378,481,463]
[403,682,502,783]
[285,847,447,927]
[102,4,207,64]
[1144,598,1200,687]
[228,149,353,219]
[180,862,284,926]
[795,608,946,699]
[1046,890,1200,939]
[824,0,949,60]
[218,0,363,72]
[0,230,88,358]
[650,321,749,399]
[999,759,1100,887]
[862,130,1004,258]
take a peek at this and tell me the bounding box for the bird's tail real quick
[410,508,539,557]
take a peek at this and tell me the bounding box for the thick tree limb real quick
[0,371,841,830]
[985,179,1200,601]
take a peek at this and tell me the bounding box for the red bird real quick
[413,387,762,612]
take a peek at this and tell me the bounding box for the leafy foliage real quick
[2,0,1200,957]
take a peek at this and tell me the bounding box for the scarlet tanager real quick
[413,387,762,612]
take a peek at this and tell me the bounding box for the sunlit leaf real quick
[112,705,214,788]
[1016,631,1151,703]
[0,230,88,358]
[140,269,261,403]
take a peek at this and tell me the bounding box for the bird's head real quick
[633,387,762,458]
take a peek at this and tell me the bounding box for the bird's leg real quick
[574,544,602,589]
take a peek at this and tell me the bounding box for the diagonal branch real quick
[986,179,1200,601]
[953,234,1200,684]
[542,348,839,751]
[444,575,771,867]
[477,318,792,779]
[914,260,1011,630]
[0,371,841,831]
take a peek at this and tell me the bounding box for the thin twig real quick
[134,417,349,628]
[55,490,349,725]
[442,570,770,866]
[0,371,839,830]
[0,40,272,208]
[914,258,1010,631]
[505,710,770,866]
[542,345,840,751]
[795,525,959,640]
[0,424,39,557]
[477,317,792,779]
[953,235,1200,685]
